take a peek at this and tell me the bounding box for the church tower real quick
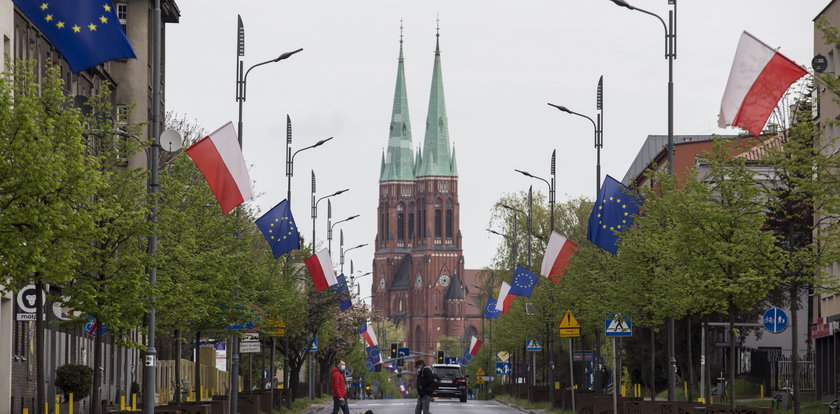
[373,25,466,354]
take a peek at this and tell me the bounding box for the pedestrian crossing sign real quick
[525,338,543,351]
[605,313,632,337]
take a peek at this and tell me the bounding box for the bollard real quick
[45,402,49,414]
[69,393,74,414]
[121,395,125,411]
[23,408,29,414]
[684,381,688,399]
[55,395,60,414]
[760,384,764,400]
[132,394,137,411]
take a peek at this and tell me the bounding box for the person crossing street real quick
[331,360,350,414]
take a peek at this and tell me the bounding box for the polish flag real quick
[540,232,579,284]
[468,336,483,355]
[305,248,338,292]
[494,281,517,315]
[719,31,807,137]
[360,322,378,348]
[185,122,254,215]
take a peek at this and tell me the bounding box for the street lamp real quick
[351,271,372,297]
[329,214,359,255]
[515,151,556,232]
[609,0,678,401]
[285,115,333,205]
[310,171,348,251]
[500,186,533,269]
[548,89,603,196]
[342,243,368,274]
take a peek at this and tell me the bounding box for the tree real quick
[0,62,102,414]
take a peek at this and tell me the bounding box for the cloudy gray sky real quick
[166,0,827,303]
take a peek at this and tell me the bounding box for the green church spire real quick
[418,21,456,177]
[380,22,415,182]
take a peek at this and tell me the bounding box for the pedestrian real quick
[330,360,350,414]
[415,359,437,414]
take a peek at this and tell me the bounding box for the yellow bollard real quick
[121,395,126,411]
[760,384,765,400]
[684,381,688,399]
[23,409,28,414]
[132,394,137,411]
[45,402,49,414]
[69,393,74,414]
[55,395,60,414]
[621,384,626,397]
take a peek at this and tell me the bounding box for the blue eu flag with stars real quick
[484,298,500,319]
[587,175,643,254]
[256,200,300,259]
[13,0,136,73]
[509,265,539,298]
[333,274,353,312]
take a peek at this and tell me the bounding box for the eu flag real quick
[587,175,643,254]
[509,265,539,298]
[255,200,300,259]
[484,298,500,319]
[333,274,353,312]
[13,0,136,73]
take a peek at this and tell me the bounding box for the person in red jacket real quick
[330,360,350,414]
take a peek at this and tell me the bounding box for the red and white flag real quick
[540,231,579,284]
[305,248,338,292]
[468,336,483,355]
[719,31,807,137]
[185,122,254,215]
[494,281,517,315]
[360,322,378,348]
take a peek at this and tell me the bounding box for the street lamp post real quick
[514,160,557,408]
[285,115,333,205]
[329,214,360,255]
[230,19,303,414]
[310,173,348,251]
[547,88,603,196]
[609,0,678,401]
[342,243,368,275]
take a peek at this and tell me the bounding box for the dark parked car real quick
[432,364,467,402]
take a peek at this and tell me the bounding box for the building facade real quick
[5,1,179,413]
[813,0,840,400]
[372,29,483,354]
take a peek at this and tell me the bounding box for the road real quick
[314,398,522,414]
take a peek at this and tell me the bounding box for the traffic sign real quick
[572,351,594,362]
[496,362,512,375]
[476,367,486,376]
[525,338,543,351]
[265,316,287,337]
[497,351,510,362]
[398,347,410,357]
[559,309,581,338]
[762,307,788,334]
[241,332,260,353]
[605,313,632,337]
[445,357,458,365]
[476,377,485,385]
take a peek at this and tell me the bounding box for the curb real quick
[298,402,331,414]
[494,398,545,414]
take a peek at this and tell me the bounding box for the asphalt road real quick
[313,398,522,414]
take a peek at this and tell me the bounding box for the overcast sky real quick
[166,0,827,303]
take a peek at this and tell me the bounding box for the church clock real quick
[379,278,386,290]
[438,274,451,287]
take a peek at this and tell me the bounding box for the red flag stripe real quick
[732,53,807,136]
[186,136,244,215]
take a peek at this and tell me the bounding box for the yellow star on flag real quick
[72,25,81,32]
[40,3,48,10]
[88,23,97,31]
[56,21,64,28]
[103,4,111,12]
[99,15,108,23]
[45,14,53,21]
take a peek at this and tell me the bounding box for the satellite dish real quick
[159,129,183,153]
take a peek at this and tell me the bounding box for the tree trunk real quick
[35,280,46,414]
[650,326,656,401]
[687,318,694,402]
[194,331,201,400]
[174,329,182,403]
[791,281,801,414]
[91,318,103,414]
[728,305,736,409]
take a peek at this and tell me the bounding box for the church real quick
[372,26,485,354]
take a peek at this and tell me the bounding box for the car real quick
[432,363,468,402]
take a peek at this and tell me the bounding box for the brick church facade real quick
[372,28,484,354]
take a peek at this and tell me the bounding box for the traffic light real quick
[437,350,444,364]
[397,358,404,367]
[390,343,398,358]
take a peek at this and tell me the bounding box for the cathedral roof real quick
[390,254,412,291]
[445,274,464,300]
[418,26,457,178]
[380,29,415,182]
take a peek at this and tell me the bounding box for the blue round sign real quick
[762,307,788,334]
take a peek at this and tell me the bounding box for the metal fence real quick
[777,353,816,391]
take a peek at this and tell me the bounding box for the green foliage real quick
[55,364,94,400]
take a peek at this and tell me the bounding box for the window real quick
[117,3,128,33]
[438,181,449,193]
[397,213,405,240]
[401,185,412,197]
[434,210,442,238]
[408,213,415,239]
[445,210,453,238]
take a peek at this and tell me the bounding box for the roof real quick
[621,134,739,185]
[390,254,412,291]
[445,275,463,300]
[418,33,457,177]
[380,39,415,182]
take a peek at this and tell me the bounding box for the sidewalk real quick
[494,398,554,414]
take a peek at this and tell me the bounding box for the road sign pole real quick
[569,337,575,413]
[612,337,618,414]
